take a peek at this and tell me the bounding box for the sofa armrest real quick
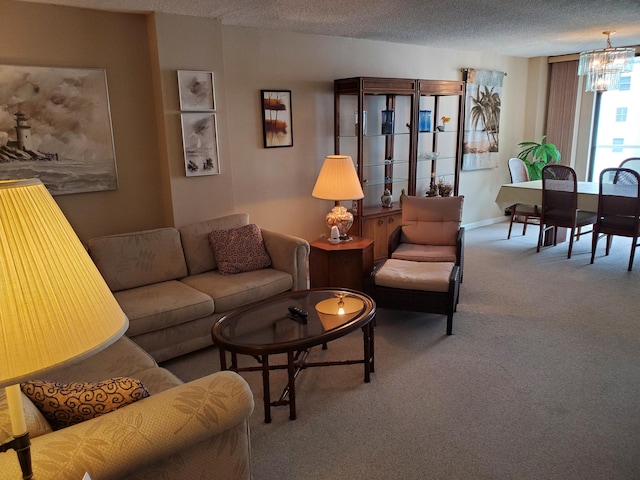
[0,371,254,480]
[262,229,310,290]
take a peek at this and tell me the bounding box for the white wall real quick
[220,26,531,240]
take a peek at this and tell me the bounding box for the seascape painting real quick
[0,65,117,195]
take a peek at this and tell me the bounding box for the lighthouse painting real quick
[0,65,117,195]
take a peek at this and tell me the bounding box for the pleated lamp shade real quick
[0,179,128,388]
[312,155,364,201]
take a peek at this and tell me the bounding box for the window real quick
[612,138,624,153]
[619,75,631,91]
[588,57,640,181]
[615,107,627,122]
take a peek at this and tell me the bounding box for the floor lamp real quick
[0,179,128,479]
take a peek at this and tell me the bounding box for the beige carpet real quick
[162,222,640,480]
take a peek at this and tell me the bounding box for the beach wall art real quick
[0,65,117,195]
[462,68,505,171]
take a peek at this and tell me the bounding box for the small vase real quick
[381,189,393,208]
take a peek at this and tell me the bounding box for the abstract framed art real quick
[181,112,220,176]
[0,64,117,195]
[261,90,293,148]
[178,70,215,111]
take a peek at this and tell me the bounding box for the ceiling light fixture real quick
[577,31,635,92]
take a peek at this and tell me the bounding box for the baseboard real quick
[463,217,507,231]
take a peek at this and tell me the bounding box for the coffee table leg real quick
[218,347,227,370]
[362,321,375,382]
[287,350,296,420]
[370,320,375,373]
[262,355,272,423]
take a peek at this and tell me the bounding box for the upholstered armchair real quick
[387,195,465,281]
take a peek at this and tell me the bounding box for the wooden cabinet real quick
[334,77,465,253]
[309,236,374,291]
[361,208,402,262]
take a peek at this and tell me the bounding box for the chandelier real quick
[577,31,635,92]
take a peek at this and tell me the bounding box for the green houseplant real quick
[516,135,561,180]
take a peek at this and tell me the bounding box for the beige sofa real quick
[0,336,255,479]
[86,213,310,362]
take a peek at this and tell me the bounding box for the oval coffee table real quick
[212,288,376,423]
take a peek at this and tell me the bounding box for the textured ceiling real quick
[16,0,640,57]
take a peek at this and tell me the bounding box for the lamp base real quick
[325,205,353,239]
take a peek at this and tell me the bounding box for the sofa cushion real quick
[44,337,157,384]
[0,390,53,440]
[400,196,463,246]
[21,377,150,430]
[209,224,272,275]
[179,214,250,276]
[181,268,292,312]
[114,280,215,337]
[88,228,188,292]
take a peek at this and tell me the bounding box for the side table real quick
[309,236,374,291]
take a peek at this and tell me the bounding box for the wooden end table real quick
[309,236,374,291]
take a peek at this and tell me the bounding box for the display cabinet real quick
[334,77,465,260]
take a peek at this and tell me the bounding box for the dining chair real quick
[537,164,597,258]
[506,157,540,239]
[590,167,640,271]
[617,158,640,183]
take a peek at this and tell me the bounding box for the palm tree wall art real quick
[462,69,505,170]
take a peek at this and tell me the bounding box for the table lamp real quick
[312,155,364,240]
[0,179,128,479]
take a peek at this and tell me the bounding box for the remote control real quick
[288,306,308,318]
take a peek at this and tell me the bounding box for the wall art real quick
[462,68,505,171]
[261,90,293,148]
[0,65,117,195]
[181,112,220,176]
[178,70,215,111]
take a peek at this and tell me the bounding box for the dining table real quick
[495,179,600,245]
[495,180,600,213]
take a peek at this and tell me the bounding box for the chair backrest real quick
[598,168,640,230]
[616,158,640,184]
[400,195,464,246]
[541,164,578,215]
[508,157,530,183]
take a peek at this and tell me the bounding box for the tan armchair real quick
[387,195,465,281]
[370,195,464,335]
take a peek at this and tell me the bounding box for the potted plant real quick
[516,135,561,180]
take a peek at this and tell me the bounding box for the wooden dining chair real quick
[537,164,597,258]
[590,167,640,271]
[618,158,640,182]
[506,157,540,239]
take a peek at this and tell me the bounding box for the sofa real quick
[0,336,255,479]
[86,213,310,362]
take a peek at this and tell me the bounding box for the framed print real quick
[181,112,220,176]
[261,90,293,148]
[178,70,215,111]
[0,64,117,195]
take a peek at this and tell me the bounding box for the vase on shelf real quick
[381,189,393,208]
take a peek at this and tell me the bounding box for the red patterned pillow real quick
[21,377,150,431]
[209,223,272,275]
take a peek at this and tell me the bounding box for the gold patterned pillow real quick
[20,377,150,431]
[209,223,272,275]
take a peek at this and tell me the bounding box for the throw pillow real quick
[208,223,272,275]
[20,377,150,431]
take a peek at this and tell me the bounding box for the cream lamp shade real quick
[0,178,128,478]
[312,155,364,239]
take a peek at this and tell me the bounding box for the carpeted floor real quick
[162,222,640,479]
